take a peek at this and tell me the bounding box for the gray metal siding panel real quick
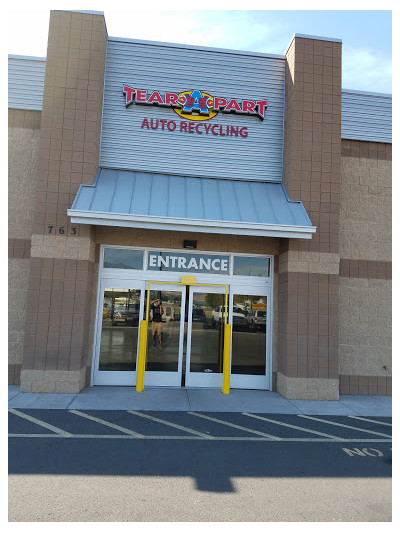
[8,57,45,111]
[341,90,392,143]
[100,39,285,181]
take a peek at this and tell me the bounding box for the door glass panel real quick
[190,292,226,373]
[99,288,141,371]
[144,290,182,372]
[231,294,266,375]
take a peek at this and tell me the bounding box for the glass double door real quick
[144,283,227,387]
[93,281,228,387]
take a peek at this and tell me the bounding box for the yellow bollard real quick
[222,323,231,394]
[136,320,148,392]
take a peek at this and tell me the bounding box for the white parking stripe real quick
[189,412,281,440]
[8,408,73,437]
[242,413,345,440]
[8,433,393,442]
[69,410,144,438]
[348,416,392,427]
[128,410,214,439]
[298,415,392,437]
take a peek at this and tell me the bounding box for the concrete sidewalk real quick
[8,385,392,416]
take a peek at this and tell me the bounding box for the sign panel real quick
[148,251,230,275]
[100,39,285,181]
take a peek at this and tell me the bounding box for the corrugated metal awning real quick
[67,169,316,239]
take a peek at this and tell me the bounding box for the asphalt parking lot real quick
[9,409,392,521]
[9,409,392,478]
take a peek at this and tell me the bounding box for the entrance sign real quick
[123,86,268,120]
[148,251,230,274]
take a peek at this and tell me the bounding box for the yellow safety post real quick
[222,323,231,394]
[136,320,148,392]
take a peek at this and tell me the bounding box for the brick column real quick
[277,36,342,399]
[20,11,107,393]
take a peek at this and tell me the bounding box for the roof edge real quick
[342,88,392,98]
[107,36,286,60]
[8,54,46,61]
[67,209,316,239]
[285,33,342,55]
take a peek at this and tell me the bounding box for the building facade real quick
[8,10,392,399]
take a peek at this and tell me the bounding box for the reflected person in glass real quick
[150,298,164,347]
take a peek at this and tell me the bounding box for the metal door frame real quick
[185,284,228,388]
[136,277,231,393]
[228,284,272,391]
[92,278,145,386]
[142,282,187,387]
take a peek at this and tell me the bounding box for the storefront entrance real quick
[91,247,273,390]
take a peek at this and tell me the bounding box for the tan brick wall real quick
[284,37,342,255]
[20,11,108,393]
[33,10,107,238]
[339,375,391,396]
[342,139,392,161]
[340,155,391,261]
[94,226,280,255]
[272,269,279,379]
[339,277,391,377]
[21,257,96,391]
[279,36,342,399]
[9,109,41,130]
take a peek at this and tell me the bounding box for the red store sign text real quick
[140,118,248,137]
[123,86,267,122]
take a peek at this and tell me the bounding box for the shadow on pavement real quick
[8,438,392,493]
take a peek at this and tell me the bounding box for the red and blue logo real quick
[123,86,268,120]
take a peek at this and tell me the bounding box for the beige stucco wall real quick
[339,277,391,377]
[340,157,391,261]
[9,116,40,368]
[8,259,31,365]
[9,121,40,239]
[339,155,392,379]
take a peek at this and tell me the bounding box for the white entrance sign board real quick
[148,252,230,274]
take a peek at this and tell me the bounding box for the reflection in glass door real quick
[229,290,270,390]
[93,281,144,385]
[185,286,227,388]
[99,288,141,371]
[93,281,270,389]
[143,284,186,387]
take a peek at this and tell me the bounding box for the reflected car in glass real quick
[112,304,140,326]
[247,309,266,331]
[211,305,248,330]
[192,307,206,322]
